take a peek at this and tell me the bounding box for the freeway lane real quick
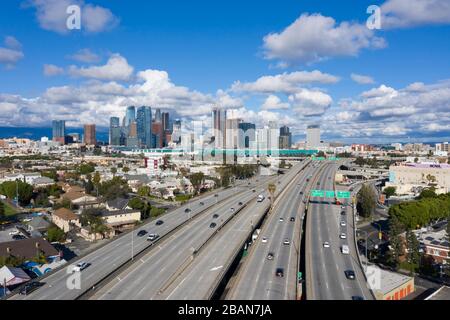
[89,162,307,300]
[226,163,321,300]
[308,162,372,300]
[11,177,267,300]
[157,161,310,300]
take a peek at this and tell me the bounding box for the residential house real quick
[27,217,51,234]
[32,176,55,188]
[100,209,141,233]
[0,237,60,262]
[52,208,81,233]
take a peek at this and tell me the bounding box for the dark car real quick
[340,211,346,216]
[352,296,364,300]
[137,230,147,237]
[275,268,284,277]
[252,189,256,193]
[267,252,274,260]
[209,222,217,228]
[19,281,43,295]
[155,220,164,226]
[12,234,26,240]
[238,202,243,206]
[299,191,303,195]
[184,208,191,213]
[344,270,356,280]
[212,214,219,219]
[199,202,204,206]
[290,217,295,222]
[317,182,321,186]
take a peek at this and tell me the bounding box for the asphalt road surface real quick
[226,162,322,300]
[87,162,307,300]
[307,162,373,300]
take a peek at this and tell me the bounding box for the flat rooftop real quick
[425,286,450,300]
[379,269,413,295]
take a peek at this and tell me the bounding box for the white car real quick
[283,238,290,245]
[340,220,347,227]
[340,233,347,239]
[261,237,268,243]
[72,262,88,272]
[279,217,284,222]
[9,230,19,236]
[323,242,330,248]
[147,233,159,241]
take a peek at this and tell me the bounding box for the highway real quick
[87,161,308,300]
[306,162,373,300]
[226,162,322,300]
[10,174,272,300]
[155,161,311,300]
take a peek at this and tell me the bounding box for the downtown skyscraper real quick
[136,106,152,148]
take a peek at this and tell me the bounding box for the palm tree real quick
[268,183,276,210]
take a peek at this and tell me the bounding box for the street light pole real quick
[357,229,369,272]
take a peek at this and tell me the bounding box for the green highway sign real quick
[326,190,336,198]
[312,156,326,160]
[311,190,325,197]
[297,272,303,280]
[336,191,351,199]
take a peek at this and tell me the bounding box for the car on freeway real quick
[279,217,284,222]
[238,202,243,206]
[230,207,235,212]
[209,222,217,228]
[8,230,19,236]
[341,245,350,255]
[184,208,191,213]
[137,230,147,237]
[341,205,346,209]
[72,262,88,272]
[299,191,303,195]
[267,252,274,260]
[155,220,164,226]
[212,214,219,219]
[261,237,268,243]
[147,233,159,241]
[199,202,204,206]
[12,234,26,240]
[290,217,295,222]
[252,189,256,193]
[352,296,364,300]
[283,238,290,245]
[317,182,320,186]
[19,281,44,295]
[275,268,284,277]
[340,220,347,227]
[340,211,346,216]
[344,270,356,280]
[323,242,330,248]
[340,233,347,239]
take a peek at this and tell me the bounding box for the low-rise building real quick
[0,237,60,262]
[52,208,81,233]
[100,209,141,233]
[416,229,449,264]
[374,268,415,300]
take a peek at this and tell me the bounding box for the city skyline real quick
[0,1,449,143]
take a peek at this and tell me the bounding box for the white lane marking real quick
[210,265,223,271]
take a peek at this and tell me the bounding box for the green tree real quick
[383,186,397,198]
[386,215,404,269]
[418,188,437,199]
[122,166,130,173]
[0,201,5,222]
[138,186,150,197]
[47,225,66,242]
[128,197,151,219]
[189,172,205,195]
[111,167,117,177]
[41,170,58,182]
[356,184,376,218]
[78,163,95,175]
[405,230,420,275]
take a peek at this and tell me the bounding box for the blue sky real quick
[0,0,450,143]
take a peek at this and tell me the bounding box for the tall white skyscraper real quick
[212,107,227,148]
[306,125,321,149]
